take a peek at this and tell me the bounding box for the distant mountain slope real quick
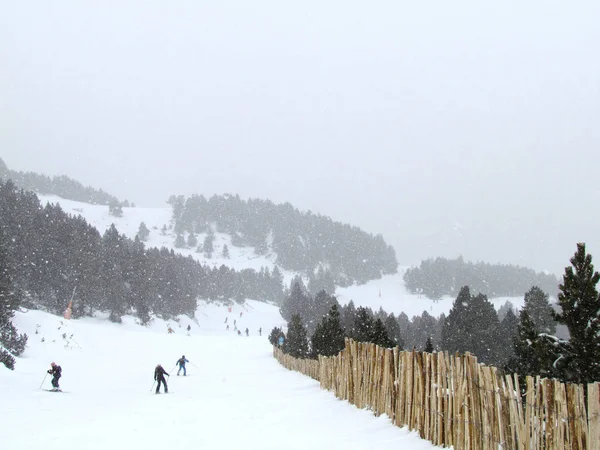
[38,194,286,278]
[38,193,529,323]
[0,156,124,206]
[403,256,559,299]
[168,194,398,286]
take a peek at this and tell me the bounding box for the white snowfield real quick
[2,303,435,450]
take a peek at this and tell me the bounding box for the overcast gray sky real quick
[1,1,599,275]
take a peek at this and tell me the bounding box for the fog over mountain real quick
[2,1,599,275]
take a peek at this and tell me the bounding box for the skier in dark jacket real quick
[176,355,189,376]
[154,364,169,394]
[47,362,62,391]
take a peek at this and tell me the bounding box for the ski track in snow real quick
[3,307,434,450]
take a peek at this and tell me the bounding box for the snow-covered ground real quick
[38,195,525,319]
[0,195,530,449]
[336,271,525,319]
[2,305,434,450]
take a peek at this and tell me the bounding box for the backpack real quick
[55,365,62,376]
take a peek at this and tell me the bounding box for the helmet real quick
[182,355,185,358]
[51,362,56,366]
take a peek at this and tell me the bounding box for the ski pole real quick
[150,380,156,392]
[190,362,199,368]
[39,372,48,389]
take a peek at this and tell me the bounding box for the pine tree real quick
[222,244,230,259]
[554,243,600,383]
[384,313,404,349]
[187,233,197,248]
[372,318,394,347]
[441,286,472,353]
[284,314,309,358]
[496,308,519,366]
[311,304,346,357]
[441,286,500,365]
[203,231,214,258]
[352,307,375,343]
[280,281,310,323]
[136,222,150,242]
[524,286,556,334]
[174,233,186,248]
[108,200,123,217]
[508,309,559,381]
[341,300,356,334]
[0,238,27,369]
[425,336,434,352]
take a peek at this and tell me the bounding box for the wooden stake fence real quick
[273,339,600,450]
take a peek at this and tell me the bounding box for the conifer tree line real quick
[507,243,600,385]
[403,256,558,300]
[167,193,398,285]
[0,234,27,370]
[276,243,600,384]
[0,157,128,207]
[276,278,510,364]
[272,282,545,371]
[274,280,404,359]
[0,180,285,327]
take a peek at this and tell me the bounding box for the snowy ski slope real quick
[2,305,435,450]
[0,194,527,449]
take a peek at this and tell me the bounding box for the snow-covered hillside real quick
[1,306,435,450]
[38,195,525,319]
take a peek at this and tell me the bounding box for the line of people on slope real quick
[43,355,192,394]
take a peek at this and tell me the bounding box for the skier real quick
[245,327,249,336]
[176,355,189,376]
[154,364,169,394]
[187,325,191,332]
[47,362,62,391]
[258,327,262,336]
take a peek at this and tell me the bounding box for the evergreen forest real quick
[403,256,558,299]
[167,193,398,285]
